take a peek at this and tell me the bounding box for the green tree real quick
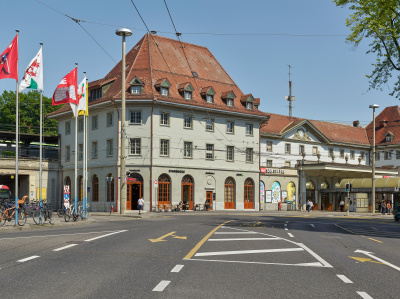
[334,0,400,97]
[0,90,59,136]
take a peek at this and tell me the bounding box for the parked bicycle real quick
[0,201,26,226]
[57,206,66,217]
[32,201,55,225]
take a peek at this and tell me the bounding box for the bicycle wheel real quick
[73,211,78,222]
[48,211,55,224]
[57,209,64,217]
[64,208,70,222]
[0,210,6,226]
[17,209,26,226]
[32,209,40,225]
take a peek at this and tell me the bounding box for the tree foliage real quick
[334,0,400,97]
[0,90,59,136]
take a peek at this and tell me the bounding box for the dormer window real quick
[246,102,253,110]
[206,94,213,103]
[385,132,394,142]
[241,94,255,110]
[222,90,236,107]
[200,87,216,104]
[89,88,102,101]
[129,76,144,95]
[154,78,171,97]
[178,82,194,100]
[227,98,234,107]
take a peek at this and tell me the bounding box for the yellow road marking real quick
[349,256,385,264]
[367,237,382,243]
[184,220,234,260]
[149,231,176,243]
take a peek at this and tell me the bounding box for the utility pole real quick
[285,65,295,117]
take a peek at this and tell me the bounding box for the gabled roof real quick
[366,105,400,146]
[47,34,266,118]
[261,113,370,146]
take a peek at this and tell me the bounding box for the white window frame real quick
[246,124,253,136]
[65,146,70,162]
[78,119,84,132]
[184,91,192,100]
[285,143,291,154]
[227,98,234,107]
[205,144,214,160]
[160,112,170,126]
[131,85,141,94]
[78,144,83,160]
[246,102,253,110]
[206,119,214,132]
[184,141,192,158]
[106,139,113,157]
[183,116,193,129]
[206,94,214,103]
[285,161,291,167]
[312,146,318,155]
[299,145,305,154]
[65,122,71,135]
[266,160,272,167]
[92,115,98,130]
[384,151,392,160]
[130,111,142,124]
[160,87,169,96]
[246,148,253,163]
[227,146,234,161]
[160,139,169,157]
[130,138,141,155]
[266,141,272,152]
[376,152,380,160]
[227,121,234,134]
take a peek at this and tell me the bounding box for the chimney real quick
[353,120,359,127]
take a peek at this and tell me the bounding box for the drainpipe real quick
[150,99,155,211]
[112,99,120,212]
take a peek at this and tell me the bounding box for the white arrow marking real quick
[355,249,400,272]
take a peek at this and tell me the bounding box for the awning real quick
[339,177,400,192]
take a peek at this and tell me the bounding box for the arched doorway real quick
[65,176,71,206]
[92,175,99,202]
[106,173,114,202]
[158,174,171,207]
[272,181,281,203]
[321,181,331,210]
[244,178,254,209]
[126,173,143,210]
[306,181,316,210]
[181,175,194,210]
[224,177,235,209]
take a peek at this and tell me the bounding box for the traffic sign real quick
[154,180,158,188]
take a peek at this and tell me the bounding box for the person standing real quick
[310,200,314,212]
[387,201,391,215]
[340,199,345,212]
[381,201,386,215]
[138,197,144,215]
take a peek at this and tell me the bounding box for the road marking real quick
[355,249,400,272]
[296,242,333,268]
[284,224,287,227]
[0,230,126,241]
[184,220,234,260]
[349,256,385,264]
[367,237,382,243]
[287,233,294,237]
[310,224,315,228]
[214,232,258,234]
[208,237,280,241]
[195,248,304,257]
[17,256,40,263]
[149,231,187,243]
[284,228,288,231]
[84,230,127,242]
[187,258,324,267]
[171,265,184,273]
[357,291,373,299]
[53,244,78,251]
[337,274,353,283]
[153,280,170,292]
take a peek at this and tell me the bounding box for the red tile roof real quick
[48,34,266,118]
[366,105,400,146]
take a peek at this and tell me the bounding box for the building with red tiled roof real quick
[48,33,267,213]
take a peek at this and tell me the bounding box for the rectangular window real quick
[206,94,214,103]
[107,112,113,127]
[183,116,193,129]
[385,151,392,160]
[78,144,83,160]
[227,146,234,161]
[92,116,98,130]
[78,119,84,132]
[312,146,318,155]
[131,86,141,94]
[266,141,272,152]
[376,152,380,160]
[160,87,169,96]
[160,112,169,126]
[285,161,291,167]
[299,145,305,154]
[92,142,98,159]
[285,143,291,154]
[328,148,334,157]
[205,144,214,160]
[227,98,234,107]
[227,121,234,134]
[106,139,113,156]
[130,138,141,155]
[396,151,400,160]
[350,150,355,159]
[246,148,253,162]
[130,111,142,124]
[65,146,70,162]
[340,149,344,158]
[160,139,169,156]
[206,119,214,131]
[360,152,365,160]
[246,102,253,110]
[246,124,253,136]
[184,142,192,158]
[184,91,192,100]
[65,122,71,135]
[266,160,272,167]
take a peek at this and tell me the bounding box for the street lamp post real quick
[369,104,379,214]
[116,28,132,215]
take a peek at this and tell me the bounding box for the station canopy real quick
[339,177,400,192]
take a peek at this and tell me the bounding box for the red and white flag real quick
[0,34,18,81]
[52,67,79,106]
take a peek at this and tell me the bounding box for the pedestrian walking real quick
[340,199,345,212]
[138,197,144,215]
[387,201,391,215]
[306,200,310,212]
[381,201,386,215]
[310,200,314,212]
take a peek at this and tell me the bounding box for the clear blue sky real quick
[0,0,396,126]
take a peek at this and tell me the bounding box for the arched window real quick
[244,178,254,209]
[287,182,296,203]
[158,174,171,205]
[106,173,114,202]
[92,175,99,202]
[224,177,235,209]
[182,175,194,210]
[272,181,281,203]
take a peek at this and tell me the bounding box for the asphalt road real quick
[0,213,399,299]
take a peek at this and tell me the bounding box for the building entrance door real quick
[206,191,213,210]
[126,180,143,210]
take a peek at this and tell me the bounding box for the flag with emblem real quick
[71,75,88,117]
[52,67,78,106]
[0,34,18,81]
[19,47,43,92]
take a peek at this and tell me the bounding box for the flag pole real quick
[39,43,43,224]
[14,30,19,226]
[74,63,78,215]
[82,72,87,219]
[85,77,88,218]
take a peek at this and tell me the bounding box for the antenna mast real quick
[285,65,295,116]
